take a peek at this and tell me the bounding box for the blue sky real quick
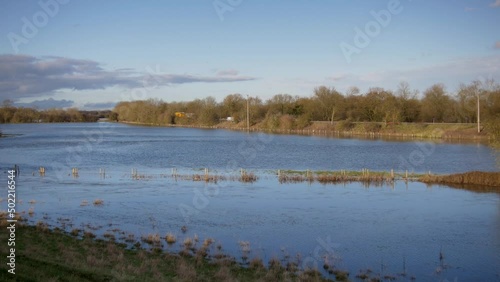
[0,0,499,109]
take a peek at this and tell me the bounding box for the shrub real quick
[336,120,354,131]
[364,122,382,132]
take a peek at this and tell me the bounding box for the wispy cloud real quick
[325,55,500,94]
[464,7,479,12]
[82,101,116,110]
[0,54,257,100]
[153,73,255,84]
[14,98,74,109]
[491,0,500,7]
[326,74,349,82]
[216,69,239,76]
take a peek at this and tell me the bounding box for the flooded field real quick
[1,123,499,281]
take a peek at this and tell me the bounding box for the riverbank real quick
[218,121,491,141]
[420,171,500,191]
[122,120,491,141]
[0,219,332,282]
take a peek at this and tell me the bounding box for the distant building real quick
[175,112,194,118]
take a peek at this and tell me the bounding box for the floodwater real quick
[0,123,499,281]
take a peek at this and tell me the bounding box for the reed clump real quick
[83,231,96,239]
[249,257,265,270]
[142,233,161,245]
[93,199,104,206]
[183,237,194,249]
[36,221,49,232]
[240,172,258,183]
[191,174,226,183]
[278,170,394,185]
[420,171,500,190]
[124,233,135,243]
[103,232,116,241]
[165,233,176,245]
[70,228,81,236]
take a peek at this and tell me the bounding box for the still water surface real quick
[0,123,498,281]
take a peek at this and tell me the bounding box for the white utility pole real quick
[246,95,250,131]
[477,92,480,133]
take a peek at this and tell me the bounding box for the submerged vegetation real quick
[122,168,500,192]
[0,210,425,282]
[420,171,500,191]
[0,219,333,281]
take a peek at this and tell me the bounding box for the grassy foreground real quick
[0,223,331,282]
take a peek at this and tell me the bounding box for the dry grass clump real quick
[28,199,37,204]
[195,245,209,259]
[93,199,104,206]
[183,237,193,249]
[124,233,136,243]
[191,174,226,183]
[36,221,49,232]
[203,238,214,248]
[331,269,350,281]
[165,233,176,245]
[240,172,258,183]
[181,225,188,233]
[83,231,96,239]
[0,212,24,227]
[70,228,81,236]
[142,233,161,245]
[103,232,116,241]
[249,257,265,270]
[268,257,283,271]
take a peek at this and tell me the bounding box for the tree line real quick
[0,100,111,123]
[112,81,500,130]
[1,80,498,133]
